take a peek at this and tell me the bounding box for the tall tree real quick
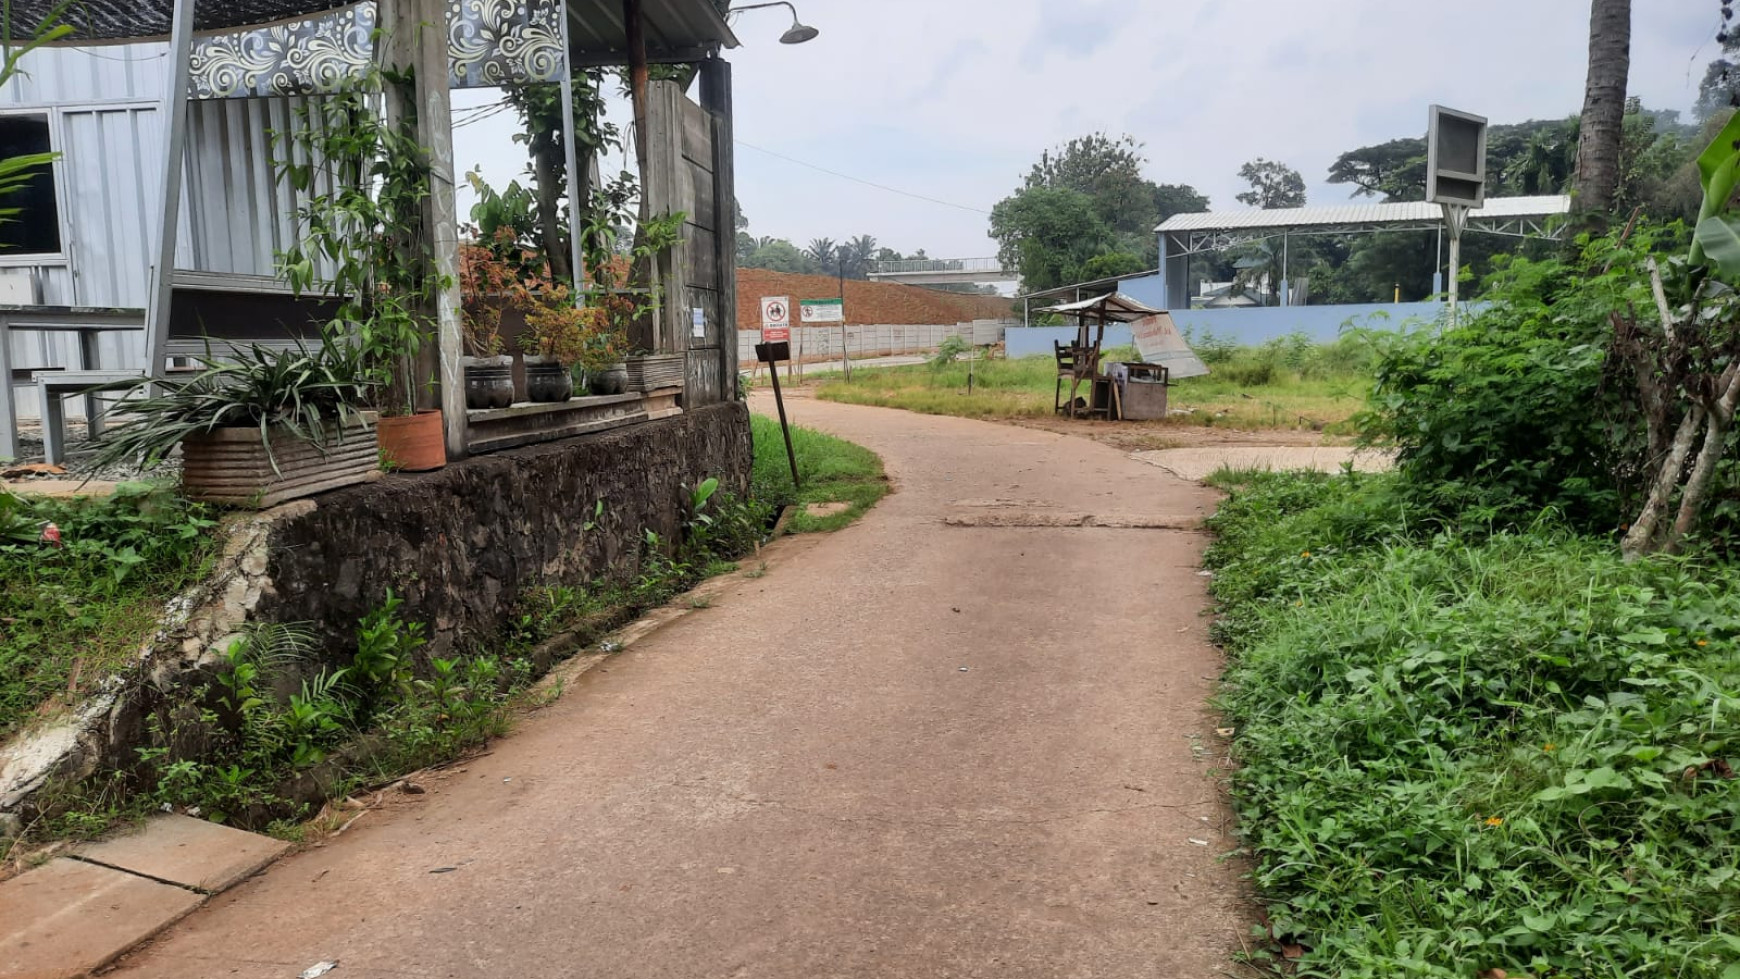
[1573,0,1631,213]
[805,238,837,274]
[1236,159,1306,209]
[988,186,1113,291]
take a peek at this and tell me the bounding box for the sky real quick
[453,0,1719,262]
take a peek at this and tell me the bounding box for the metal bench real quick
[34,369,148,463]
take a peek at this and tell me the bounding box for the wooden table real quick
[1,305,146,462]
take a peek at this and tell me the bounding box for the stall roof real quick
[22,0,739,54]
[1156,195,1570,235]
[1047,292,1164,324]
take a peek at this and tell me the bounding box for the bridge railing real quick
[869,257,1005,275]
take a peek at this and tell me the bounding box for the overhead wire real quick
[734,138,990,215]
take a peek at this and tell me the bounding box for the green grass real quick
[0,483,217,742]
[1203,470,1740,978]
[813,339,1372,431]
[751,413,888,533]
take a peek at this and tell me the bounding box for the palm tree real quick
[842,235,878,279]
[805,237,837,275]
[1573,0,1631,213]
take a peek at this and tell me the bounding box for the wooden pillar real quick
[643,80,689,357]
[700,57,738,397]
[143,0,197,377]
[382,0,467,458]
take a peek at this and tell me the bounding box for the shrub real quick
[1357,237,1650,533]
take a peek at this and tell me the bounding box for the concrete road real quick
[109,398,1245,979]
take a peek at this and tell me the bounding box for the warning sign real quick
[760,296,791,342]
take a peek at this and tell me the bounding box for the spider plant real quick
[82,340,376,476]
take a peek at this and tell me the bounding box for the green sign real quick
[800,298,845,323]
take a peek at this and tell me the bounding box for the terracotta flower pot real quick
[377,410,446,472]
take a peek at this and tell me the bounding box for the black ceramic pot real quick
[524,356,573,403]
[462,356,515,410]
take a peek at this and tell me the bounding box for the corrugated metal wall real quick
[4,45,319,419]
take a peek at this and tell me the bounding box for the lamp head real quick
[780,21,820,44]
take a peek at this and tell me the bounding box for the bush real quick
[1357,238,1648,533]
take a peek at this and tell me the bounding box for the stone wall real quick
[259,401,752,652]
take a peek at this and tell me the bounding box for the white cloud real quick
[456,1,1717,261]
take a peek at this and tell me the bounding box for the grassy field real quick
[813,339,1372,433]
[750,413,888,533]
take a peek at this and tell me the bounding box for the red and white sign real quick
[760,296,791,342]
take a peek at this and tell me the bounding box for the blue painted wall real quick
[1008,300,1448,358]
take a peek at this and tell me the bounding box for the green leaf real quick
[1697,109,1740,200]
[1521,912,1556,933]
[1694,216,1740,278]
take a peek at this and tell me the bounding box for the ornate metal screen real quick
[187,0,567,99]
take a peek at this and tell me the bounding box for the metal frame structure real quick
[1152,195,1569,310]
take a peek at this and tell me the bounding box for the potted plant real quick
[578,290,631,396]
[276,73,446,472]
[84,341,378,508]
[458,237,516,410]
[518,279,589,403]
[617,211,689,393]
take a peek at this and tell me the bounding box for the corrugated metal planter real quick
[180,420,378,508]
[623,353,686,392]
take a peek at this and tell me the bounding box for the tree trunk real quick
[1664,369,1740,553]
[1573,0,1631,213]
[528,131,571,284]
[1621,404,1704,560]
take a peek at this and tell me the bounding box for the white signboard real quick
[801,298,845,323]
[760,296,791,342]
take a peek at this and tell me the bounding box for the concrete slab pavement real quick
[74,814,289,894]
[0,858,203,979]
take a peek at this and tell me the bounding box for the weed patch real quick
[1204,471,1740,977]
[0,484,217,741]
[750,414,888,533]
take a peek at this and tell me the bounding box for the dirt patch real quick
[737,269,1012,328]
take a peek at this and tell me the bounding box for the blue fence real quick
[1007,301,1448,358]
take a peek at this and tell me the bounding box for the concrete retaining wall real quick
[737,321,1007,365]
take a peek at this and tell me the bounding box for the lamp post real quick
[727,2,820,44]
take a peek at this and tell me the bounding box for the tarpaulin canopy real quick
[1047,292,1164,324]
[1129,313,1209,380]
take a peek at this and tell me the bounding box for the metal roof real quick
[1156,195,1571,234]
[17,0,355,41]
[1048,292,1164,324]
[568,0,739,63]
[21,0,737,54]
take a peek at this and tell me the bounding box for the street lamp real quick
[729,2,820,44]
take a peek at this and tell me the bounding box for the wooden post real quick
[700,57,738,400]
[557,11,587,299]
[142,0,198,379]
[383,0,467,458]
